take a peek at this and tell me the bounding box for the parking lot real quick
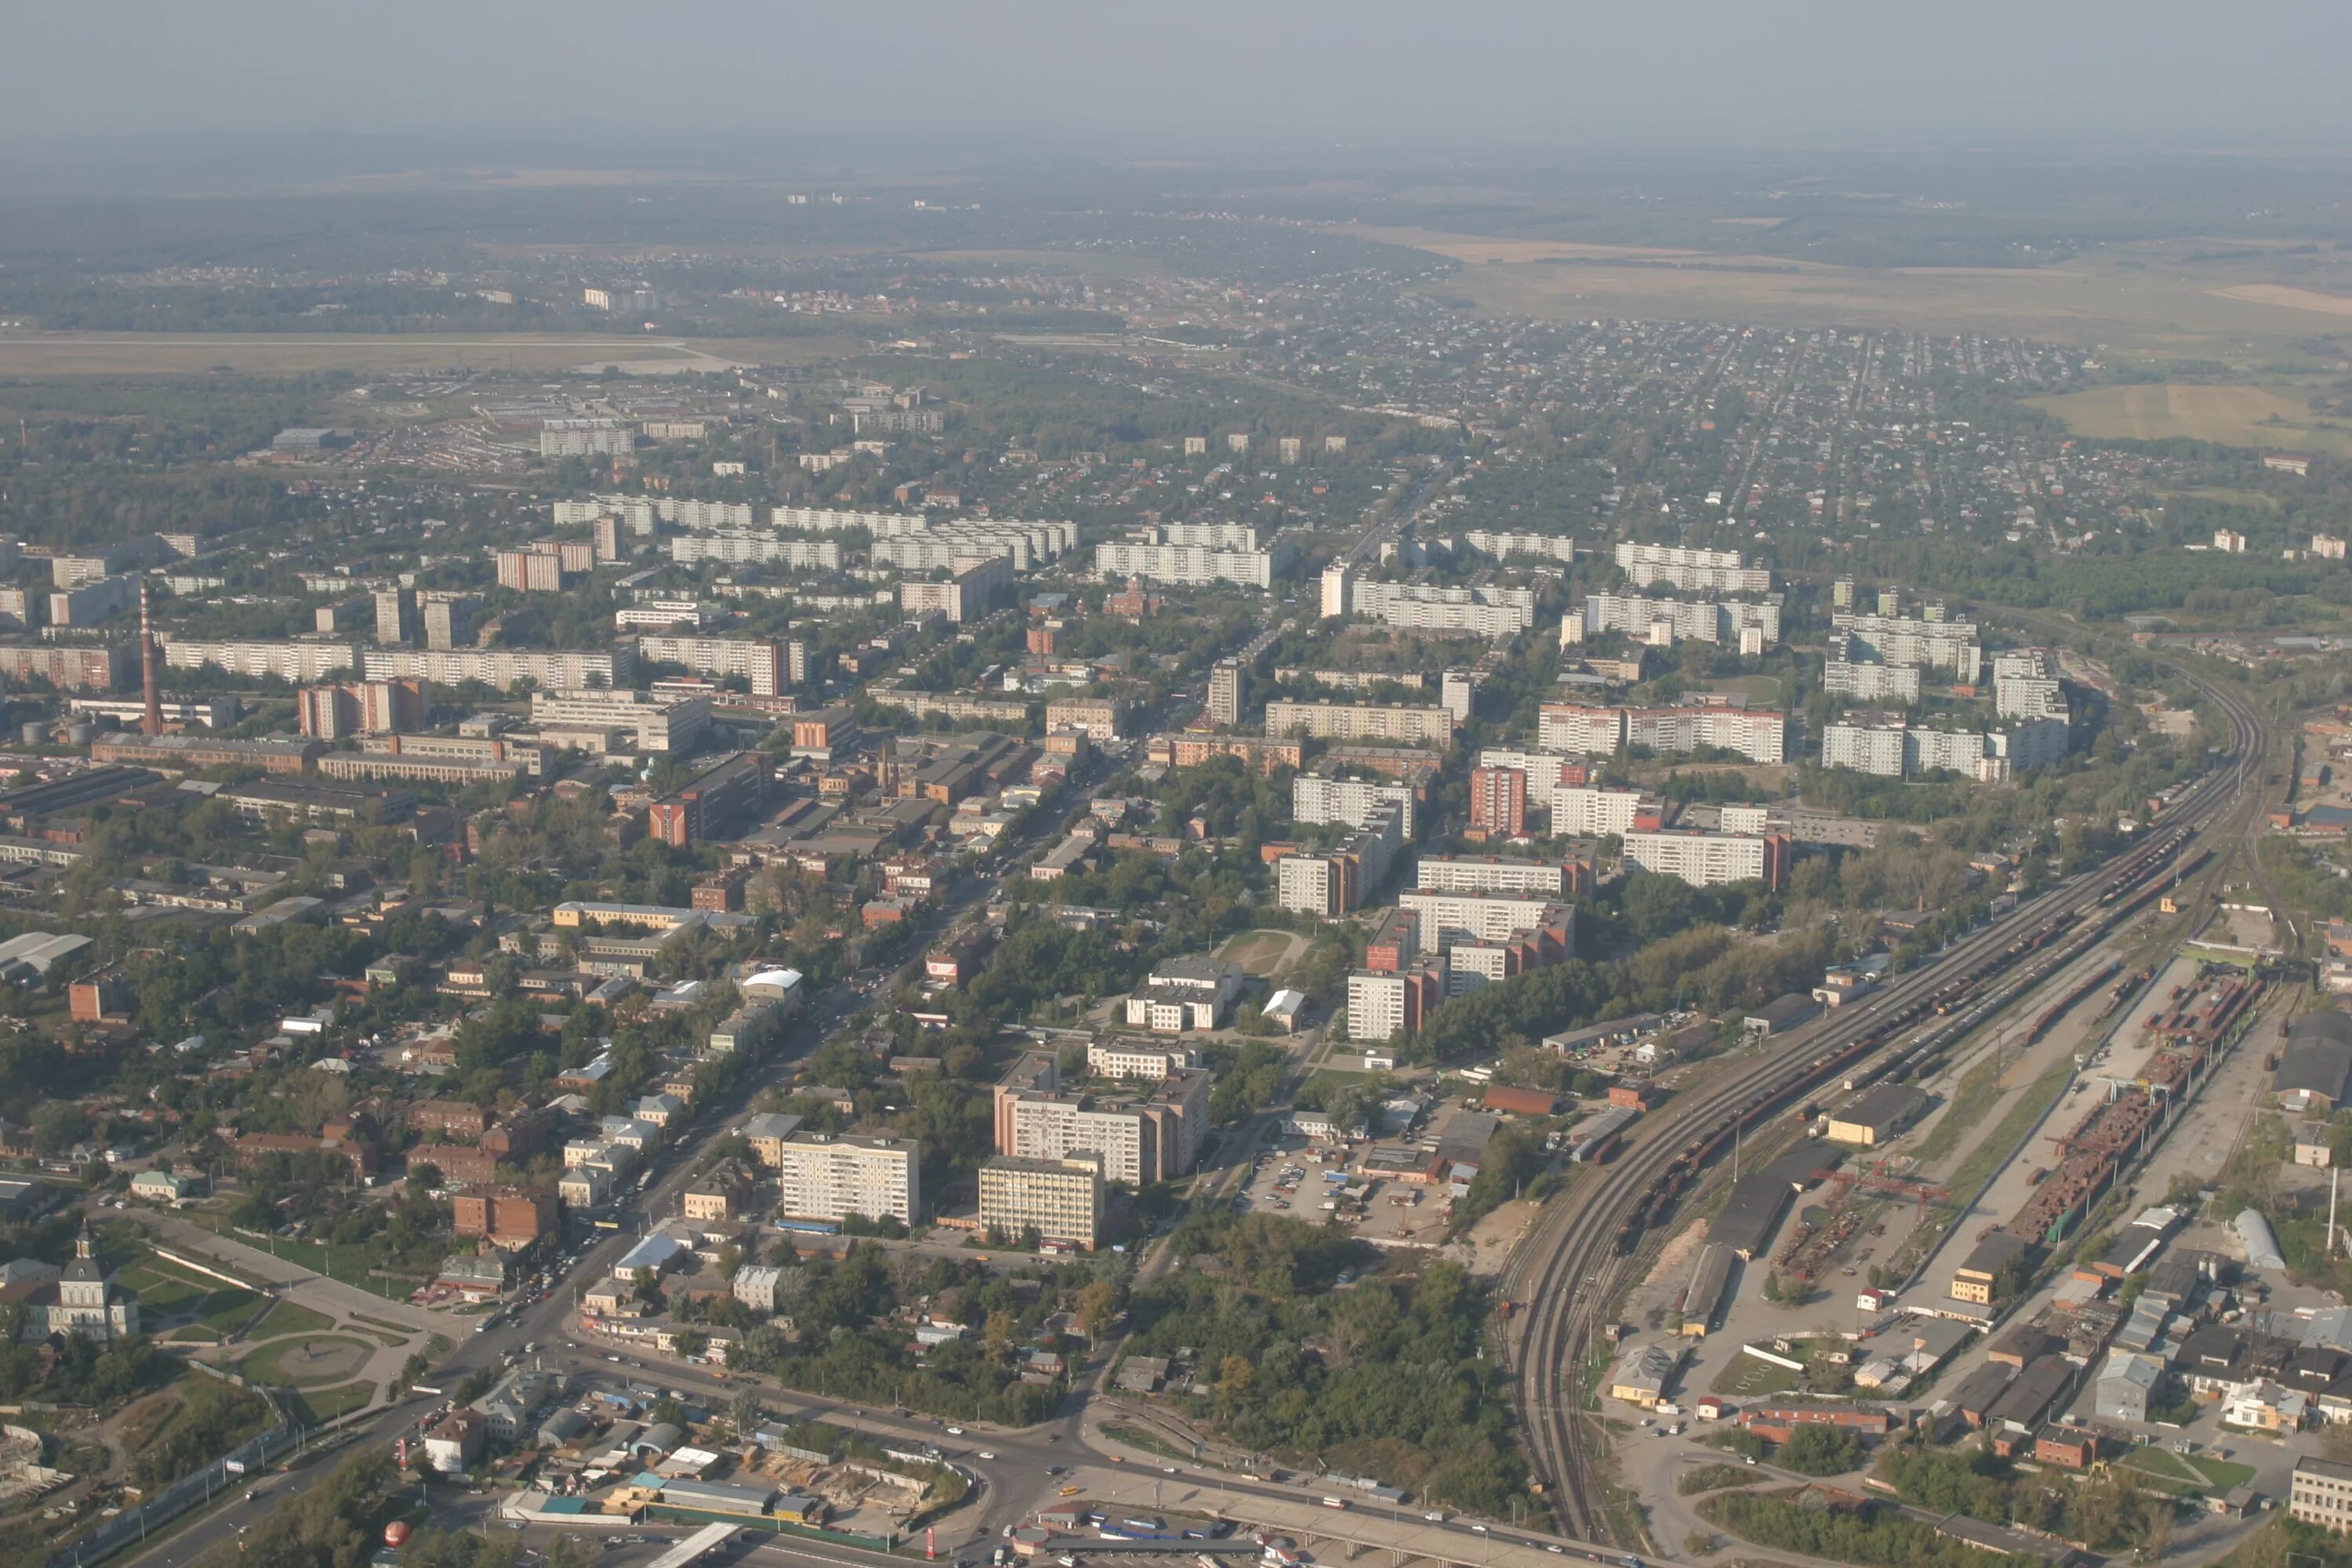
[1228,1141,1450,1248]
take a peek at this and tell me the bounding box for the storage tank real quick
[18,721,42,746]
[2234,1207,2285,1272]
[63,722,93,745]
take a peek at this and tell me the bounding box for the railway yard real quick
[1501,657,2284,1554]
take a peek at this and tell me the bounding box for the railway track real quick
[1506,667,2268,1544]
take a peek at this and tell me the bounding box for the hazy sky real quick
[8,0,2348,157]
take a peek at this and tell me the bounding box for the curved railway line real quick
[1504,666,2270,1547]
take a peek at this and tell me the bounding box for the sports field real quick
[1218,929,1302,978]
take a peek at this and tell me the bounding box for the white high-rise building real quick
[1820,716,1910,778]
[1830,612,1982,680]
[1320,562,1353,619]
[1823,660,1921,703]
[1537,703,1629,756]
[774,1133,919,1224]
[1621,830,1783,889]
[669,534,842,569]
[1573,593,1780,648]
[1411,856,1573,897]
[1550,786,1655,837]
[1346,580,1537,637]
[364,646,635,691]
[163,639,358,683]
[1465,532,1578,564]
[1396,890,1573,955]
[1291,774,1419,839]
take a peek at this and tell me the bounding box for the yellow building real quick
[978,1152,1104,1248]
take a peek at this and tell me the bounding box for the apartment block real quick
[1820,715,1910,777]
[1207,659,1244,728]
[1468,765,1527,840]
[978,1153,1105,1248]
[495,549,562,594]
[1537,703,1628,756]
[1397,888,1575,956]
[1625,706,1785,764]
[1614,542,1772,594]
[1477,747,1587,794]
[1830,612,1983,680]
[1573,593,1780,648]
[49,575,140,629]
[1621,829,1790,891]
[1341,579,1537,638]
[668,533,842,569]
[633,635,788,695]
[1822,659,1922,704]
[899,554,1012,624]
[421,593,480,652]
[1548,786,1661,838]
[1618,535,1769,592]
[1000,1069,1207,1185]
[1094,535,1294,590]
[869,523,1073,572]
[648,751,771,846]
[1266,699,1454,746]
[50,534,176,589]
[364,645,633,691]
[296,677,430,739]
[1160,522,1266,550]
[1276,851,1351,916]
[164,639,358,684]
[0,642,136,691]
[1291,772,1418,840]
[1465,531,1579,564]
[774,1133,919,1225]
[1363,908,1420,972]
[1348,963,1444,1044]
[374,586,419,644]
[1412,855,1576,898]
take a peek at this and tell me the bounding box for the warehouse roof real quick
[1830,1083,1929,1137]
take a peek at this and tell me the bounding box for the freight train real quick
[1608,822,2210,1255]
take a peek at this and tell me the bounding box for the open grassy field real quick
[1366,224,2352,361]
[287,1381,378,1425]
[0,332,853,377]
[252,1300,337,1338]
[2024,381,2352,457]
[2122,1445,2256,1493]
[236,1334,375,1388]
[1706,675,1785,706]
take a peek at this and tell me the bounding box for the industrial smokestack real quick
[139,578,163,737]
